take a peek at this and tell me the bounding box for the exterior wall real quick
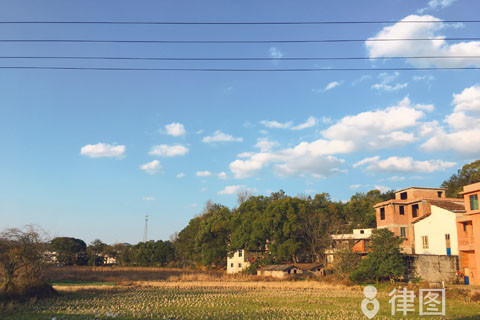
[457,182,480,285]
[414,206,459,255]
[406,255,459,283]
[257,268,303,278]
[395,188,446,200]
[227,250,250,274]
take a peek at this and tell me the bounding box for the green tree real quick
[87,239,107,266]
[333,247,361,279]
[442,160,480,197]
[49,237,87,266]
[350,229,405,282]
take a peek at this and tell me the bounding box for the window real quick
[230,263,233,268]
[380,208,385,220]
[238,263,242,268]
[238,250,242,257]
[360,230,364,234]
[293,269,297,274]
[445,234,450,240]
[400,192,407,200]
[422,236,429,249]
[400,227,406,237]
[412,204,419,218]
[399,206,405,215]
[437,191,443,198]
[464,223,467,232]
[470,194,479,210]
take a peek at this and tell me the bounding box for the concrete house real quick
[413,203,465,256]
[325,228,373,264]
[374,187,464,254]
[227,249,251,274]
[457,182,480,285]
[257,263,322,278]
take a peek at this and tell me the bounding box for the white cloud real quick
[421,85,480,156]
[149,144,189,157]
[218,172,228,179]
[291,116,318,130]
[202,130,243,143]
[452,84,480,112]
[142,196,155,201]
[324,81,343,92]
[372,72,408,92]
[418,0,457,13]
[255,137,279,152]
[375,185,391,193]
[367,14,480,68]
[200,187,207,192]
[196,170,212,177]
[415,103,435,112]
[413,74,435,82]
[140,160,162,175]
[354,156,456,173]
[80,143,126,158]
[260,120,292,129]
[350,184,362,189]
[323,97,424,149]
[165,122,186,136]
[269,47,284,59]
[261,117,317,131]
[372,83,408,92]
[176,172,185,178]
[229,139,353,179]
[218,185,254,195]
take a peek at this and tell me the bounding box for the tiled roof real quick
[259,264,296,271]
[294,263,323,271]
[429,200,465,212]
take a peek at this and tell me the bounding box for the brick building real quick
[456,182,480,285]
[374,187,464,254]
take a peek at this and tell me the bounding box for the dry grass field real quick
[2,267,480,319]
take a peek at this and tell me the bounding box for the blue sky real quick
[1,0,480,244]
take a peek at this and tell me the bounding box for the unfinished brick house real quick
[374,187,464,254]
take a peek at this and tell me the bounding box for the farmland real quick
[3,268,480,320]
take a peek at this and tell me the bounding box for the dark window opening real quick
[445,234,450,240]
[400,227,406,237]
[294,269,297,274]
[288,269,291,274]
[437,191,443,198]
[238,263,242,268]
[412,204,419,218]
[230,263,233,268]
[464,223,467,233]
[400,192,408,200]
[380,208,385,220]
[360,230,364,234]
[238,250,242,257]
[470,194,479,210]
[399,206,405,215]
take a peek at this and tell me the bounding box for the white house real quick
[413,204,464,256]
[325,228,373,264]
[227,249,250,274]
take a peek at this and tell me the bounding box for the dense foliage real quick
[442,160,480,198]
[0,227,55,300]
[350,229,406,282]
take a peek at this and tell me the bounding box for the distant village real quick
[228,183,480,285]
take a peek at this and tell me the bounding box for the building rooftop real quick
[394,186,446,194]
[428,200,465,212]
[460,182,480,195]
[374,197,463,208]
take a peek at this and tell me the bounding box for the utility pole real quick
[143,214,149,242]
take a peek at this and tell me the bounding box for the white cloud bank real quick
[218,185,255,195]
[80,143,126,158]
[367,14,480,68]
[354,156,456,173]
[149,144,189,157]
[260,116,318,131]
[196,170,212,177]
[421,84,480,156]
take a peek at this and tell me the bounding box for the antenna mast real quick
[143,214,149,242]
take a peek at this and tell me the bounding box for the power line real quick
[0,20,478,25]
[0,55,479,61]
[0,66,478,71]
[0,38,478,44]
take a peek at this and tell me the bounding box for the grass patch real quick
[50,281,118,287]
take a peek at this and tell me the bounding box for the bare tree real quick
[237,190,251,205]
